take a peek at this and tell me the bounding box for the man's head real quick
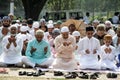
[72,31,80,43]
[10,25,17,36]
[96,24,106,37]
[103,34,112,46]
[2,16,11,27]
[35,29,44,42]
[27,18,33,28]
[86,26,94,39]
[61,26,69,39]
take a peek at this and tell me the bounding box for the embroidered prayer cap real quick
[35,29,44,35]
[104,34,112,40]
[86,26,94,31]
[72,31,80,36]
[47,23,54,28]
[20,26,28,32]
[33,22,39,28]
[61,26,69,33]
[96,24,105,31]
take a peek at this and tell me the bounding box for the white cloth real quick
[16,33,33,42]
[32,22,39,28]
[0,35,23,64]
[112,16,119,24]
[52,35,78,70]
[22,56,54,68]
[107,29,116,37]
[83,16,90,24]
[100,45,117,70]
[77,37,101,69]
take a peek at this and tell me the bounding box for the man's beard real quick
[3,24,10,28]
[11,33,16,37]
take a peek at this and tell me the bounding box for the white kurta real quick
[100,45,117,70]
[0,35,23,64]
[77,37,101,69]
[16,33,33,42]
[0,27,10,55]
[52,35,78,70]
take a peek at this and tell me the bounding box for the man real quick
[94,24,106,45]
[0,25,23,67]
[83,12,90,24]
[22,29,53,68]
[100,34,117,70]
[77,26,101,69]
[52,26,78,70]
[112,27,120,67]
[0,16,11,55]
[16,26,32,55]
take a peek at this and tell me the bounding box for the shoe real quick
[78,72,89,79]
[26,72,33,76]
[64,72,77,79]
[54,71,63,76]
[107,73,117,78]
[33,72,39,77]
[37,70,45,75]
[90,74,98,79]
[19,71,26,76]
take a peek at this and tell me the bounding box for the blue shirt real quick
[25,39,51,64]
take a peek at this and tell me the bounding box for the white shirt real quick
[0,35,23,64]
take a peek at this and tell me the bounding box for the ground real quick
[0,68,120,80]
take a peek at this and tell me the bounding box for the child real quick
[100,34,117,70]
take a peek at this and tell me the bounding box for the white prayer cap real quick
[40,18,46,23]
[16,20,20,23]
[35,29,44,35]
[15,23,21,27]
[52,28,60,33]
[93,19,99,23]
[20,26,28,32]
[48,20,53,24]
[9,24,17,29]
[47,23,54,28]
[72,31,80,36]
[61,26,69,33]
[33,22,39,28]
[105,21,112,27]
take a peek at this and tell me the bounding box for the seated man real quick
[0,25,23,67]
[22,29,53,68]
[77,26,101,70]
[52,26,78,70]
[100,34,117,70]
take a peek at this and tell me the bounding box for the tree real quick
[22,0,47,20]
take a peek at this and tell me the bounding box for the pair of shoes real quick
[90,72,99,79]
[64,72,78,79]
[78,72,89,79]
[19,71,27,76]
[54,71,63,76]
[106,73,117,78]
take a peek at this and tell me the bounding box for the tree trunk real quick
[22,0,47,20]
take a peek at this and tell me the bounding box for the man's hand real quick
[93,49,97,54]
[108,48,112,53]
[104,48,108,53]
[63,42,68,46]
[8,37,12,43]
[85,49,90,54]
[30,46,36,54]
[44,46,48,54]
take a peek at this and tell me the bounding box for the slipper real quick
[33,72,39,77]
[26,72,33,76]
[64,72,77,79]
[78,72,89,79]
[107,73,117,78]
[54,71,63,76]
[19,71,26,76]
[64,73,77,79]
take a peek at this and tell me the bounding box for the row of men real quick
[0,16,120,70]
